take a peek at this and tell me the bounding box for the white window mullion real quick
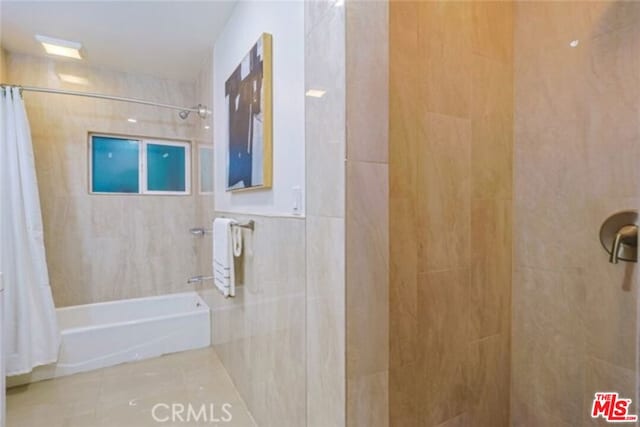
[140,140,147,194]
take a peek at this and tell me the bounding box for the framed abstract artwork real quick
[225,32,273,192]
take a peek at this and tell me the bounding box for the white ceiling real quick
[0,0,237,82]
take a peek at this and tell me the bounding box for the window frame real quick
[88,132,192,196]
[198,145,214,195]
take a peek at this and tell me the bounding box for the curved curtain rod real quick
[0,84,210,119]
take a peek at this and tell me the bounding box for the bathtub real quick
[7,292,210,386]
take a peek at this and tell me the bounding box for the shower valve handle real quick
[609,225,638,264]
[599,210,638,264]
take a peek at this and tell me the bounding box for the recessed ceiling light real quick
[305,89,326,98]
[127,118,137,123]
[58,73,89,85]
[569,39,579,48]
[35,35,83,59]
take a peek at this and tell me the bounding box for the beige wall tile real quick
[305,0,341,36]
[417,268,471,426]
[346,160,389,379]
[471,54,513,200]
[347,371,388,427]
[513,267,586,346]
[417,113,471,272]
[512,268,586,424]
[346,0,388,163]
[344,3,389,425]
[306,215,346,427]
[388,64,419,201]
[436,413,472,427]
[472,1,513,63]
[389,0,418,79]
[511,398,573,427]
[389,197,418,368]
[467,334,510,426]
[389,363,418,427]
[418,1,472,118]
[585,249,638,370]
[584,25,640,199]
[515,1,640,55]
[470,199,512,340]
[305,2,346,218]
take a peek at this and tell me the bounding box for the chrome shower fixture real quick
[179,104,209,120]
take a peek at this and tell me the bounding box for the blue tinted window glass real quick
[147,143,186,192]
[200,147,213,193]
[91,136,139,193]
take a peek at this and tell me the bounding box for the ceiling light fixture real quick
[305,89,326,98]
[569,39,579,48]
[127,118,137,123]
[58,73,89,85]
[36,35,83,59]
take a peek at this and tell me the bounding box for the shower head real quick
[178,104,209,120]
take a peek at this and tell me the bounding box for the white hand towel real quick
[213,218,236,297]
[232,225,243,257]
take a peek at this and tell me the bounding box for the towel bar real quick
[232,220,255,231]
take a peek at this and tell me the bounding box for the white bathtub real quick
[7,292,210,386]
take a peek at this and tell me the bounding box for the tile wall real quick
[389,1,514,425]
[512,2,640,425]
[345,1,389,426]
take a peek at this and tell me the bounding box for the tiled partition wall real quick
[204,213,307,426]
[345,1,389,426]
[389,1,513,426]
[512,2,640,425]
[5,53,203,307]
[305,1,346,426]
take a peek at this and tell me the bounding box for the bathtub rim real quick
[57,291,210,335]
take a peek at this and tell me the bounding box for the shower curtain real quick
[0,86,60,375]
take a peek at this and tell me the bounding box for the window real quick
[90,134,190,195]
[198,146,214,194]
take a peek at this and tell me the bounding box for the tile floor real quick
[6,348,257,427]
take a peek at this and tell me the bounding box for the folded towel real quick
[213,218,237,297]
